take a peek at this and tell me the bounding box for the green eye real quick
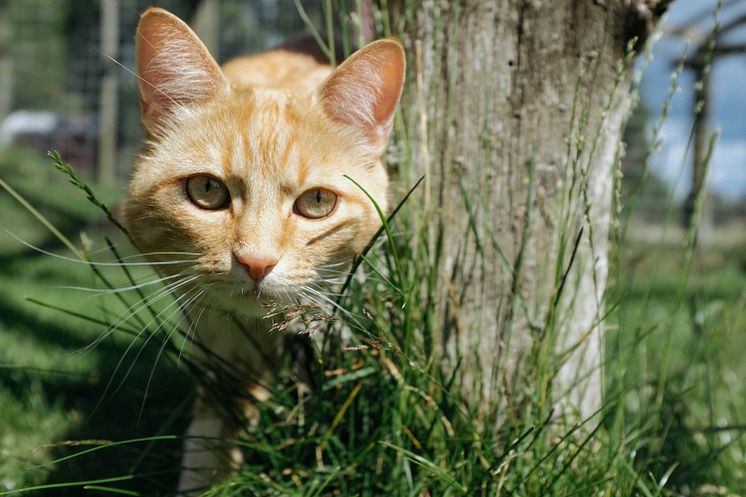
[294,188,337,219]
[186,176,230,210]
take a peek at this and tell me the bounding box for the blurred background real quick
[0,0,324,182]
[624,0,746,244]
[0,0,742,240]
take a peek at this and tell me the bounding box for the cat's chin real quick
[204,284,294,318]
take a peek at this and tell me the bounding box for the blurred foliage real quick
[621,100,674,220]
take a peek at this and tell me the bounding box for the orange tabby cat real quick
[124,7,404,493]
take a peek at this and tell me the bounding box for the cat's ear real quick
[135,7,229,133]
[319,39,405,153]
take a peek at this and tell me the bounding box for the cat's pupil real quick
[315,189,321,203]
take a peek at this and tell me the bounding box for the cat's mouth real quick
[199,282,280,318]
[237,280,289,305]
[240,282,269,300]
[208,271,315,311]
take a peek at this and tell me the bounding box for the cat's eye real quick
[294,188,337,219]
[186,176,230,210]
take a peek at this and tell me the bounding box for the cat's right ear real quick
[135,8,229,133]
[319,39,405,154]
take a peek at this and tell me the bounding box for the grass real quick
[0,145,744,496]
[0,148,191,494]
[607,239,746,492]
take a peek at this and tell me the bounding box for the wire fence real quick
[0,0,324,180]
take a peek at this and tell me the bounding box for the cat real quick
[123,7,405,494]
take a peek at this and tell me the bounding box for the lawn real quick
[0,147,744,495]
[0,148,191,493]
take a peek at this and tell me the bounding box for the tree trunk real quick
[391,0,669,421]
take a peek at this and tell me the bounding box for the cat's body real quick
[123,8,404,493]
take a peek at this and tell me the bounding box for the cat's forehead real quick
[209,90,356,182]
[146,87,374,196]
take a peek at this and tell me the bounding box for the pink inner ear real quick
[320,40,405,147]
[137,25,172,108]
[371,46,406,125]
[135,8,226,132]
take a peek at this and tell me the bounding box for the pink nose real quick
[236,254,278,282]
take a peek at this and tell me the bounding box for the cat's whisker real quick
[57,271,188,294]
[72,270,199,309]
[107,283,205,398]
[314,265,356,281]
[316,260,351,270]
[114,250,201,260]
[280,288,294,307]
[306,281,345,297]
[317,274,352,282]
[315,269,354,278]
[178,285,214,365]
[315,270,353,279]
[7,229,202,267]
[299,286,355,319]
[309,274,346,288]
[315,274,348,285]
[92,282,203,413]
[84,244,134,257]
[78,274,201,354]
[138,285,211,420]
[8,234,199,268]
[107,272,198,325]
[296,290,324,314]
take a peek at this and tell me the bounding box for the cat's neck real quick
[183,302,281,366]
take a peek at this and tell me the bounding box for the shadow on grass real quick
[0,149,196,495]
[0,250,193,496]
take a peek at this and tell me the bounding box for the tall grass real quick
[0,2,744,496]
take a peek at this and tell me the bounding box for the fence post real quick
[97,0,119,183]
[0,0,13,124]
[192,0,221,57]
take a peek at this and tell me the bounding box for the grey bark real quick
[391,0,669,421]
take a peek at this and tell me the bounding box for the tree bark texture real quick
[390,0,669,420]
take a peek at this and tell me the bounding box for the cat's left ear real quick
[319,39,405,153]
[135,7,229,133]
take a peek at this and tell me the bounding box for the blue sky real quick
[641,0,746,200]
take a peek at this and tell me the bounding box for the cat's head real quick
[124,8,405,314]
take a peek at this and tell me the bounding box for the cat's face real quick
[126,89,389,310]
[124,8,404,314]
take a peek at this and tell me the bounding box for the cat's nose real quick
[236,254,278,282]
